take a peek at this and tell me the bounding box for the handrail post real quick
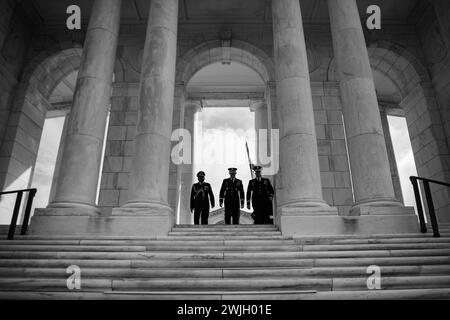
[20,189,36,235]
[8,191,23,240]
[423,181,440,238]
[410,177,427,233]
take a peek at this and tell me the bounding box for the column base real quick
[350,198,403,216]
[279,205,420,236]
[29,207,98,236]
[29,205,174,237]
[47,201,101,215]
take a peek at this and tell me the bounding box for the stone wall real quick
[312,83,354,215]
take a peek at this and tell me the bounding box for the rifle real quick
[245,140,254,180]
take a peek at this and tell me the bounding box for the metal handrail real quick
[409,176,449,238]
[0,188,37,240]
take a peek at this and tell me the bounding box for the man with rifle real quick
[246,166,274,224]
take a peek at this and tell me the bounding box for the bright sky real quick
[31,117,65,211]
[388,115,418,210]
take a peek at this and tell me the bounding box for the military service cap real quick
[228,168,237,173]
[253,165,262,172]
[197,171,206,177]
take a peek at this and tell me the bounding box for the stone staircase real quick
[0,223,450,299]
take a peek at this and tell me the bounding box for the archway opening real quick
[372,69,420,214]
[184,61,267,224]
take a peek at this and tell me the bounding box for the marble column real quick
[431,0,450,152]
[250,100,269,166]
[272,0,330,209]
[379,109,404,204]
[178,101,200,224]
[49,0,122,213]
[124,0,178,212]
[328,0,400,213]
[170,84,186,219]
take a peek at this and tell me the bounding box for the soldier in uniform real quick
[246,166,274,224]
[219,168,245,224]
[190,171,215,225]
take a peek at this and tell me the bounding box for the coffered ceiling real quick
[23,0,422,26]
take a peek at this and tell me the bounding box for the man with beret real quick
[219,168,245,224]
[190,171,215,225]
[246,166,274,224]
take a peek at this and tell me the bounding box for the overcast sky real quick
[32,117,65,211]
[388,115,418,209]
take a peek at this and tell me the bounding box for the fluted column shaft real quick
[125,0,178,209]
[328,0,399,211]
[250,100,269,166]
[179,102,200,224]
[272,0,327,208]
[50,0,122,212]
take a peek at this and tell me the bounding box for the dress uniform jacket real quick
[219,178,245,224]
[246,177,274,224]
[190,182,215,225]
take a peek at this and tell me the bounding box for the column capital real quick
[185,99,203,113]
[249,99,266,112]
[378,101,404,117]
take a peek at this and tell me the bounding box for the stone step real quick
[167,231,282,236]
[15,235,293,241]
[2,255,449,269]
[1,275,449,292]
[15,231,450,242]
[332,275,450,291]
[313,237,450,245]
[313,256,450,267]
[1,265,449,279]
[292,232,450,241]
[302,243,450,251]
[0,245,148,252]
[1,288,449,300]
[5,236,450,247]
[0,244,305,252]
[3,242,450,252]
[0,277,330,291]
[0,239,299,246]
[160,235,290,240]
[171,228,278,232]
[173,225,277,229]
[1,249,450,260]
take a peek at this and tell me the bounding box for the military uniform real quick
[190,172,215,225]
[219,169,245,224]
[246,166,274,224]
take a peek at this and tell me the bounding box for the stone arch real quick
[0,48,82,187]
[327,41,450,219]
[327,41,431,98]
[0,48,82,221]
[1,46,124,221]
[176,40,275,84]
[171,41,276,222]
